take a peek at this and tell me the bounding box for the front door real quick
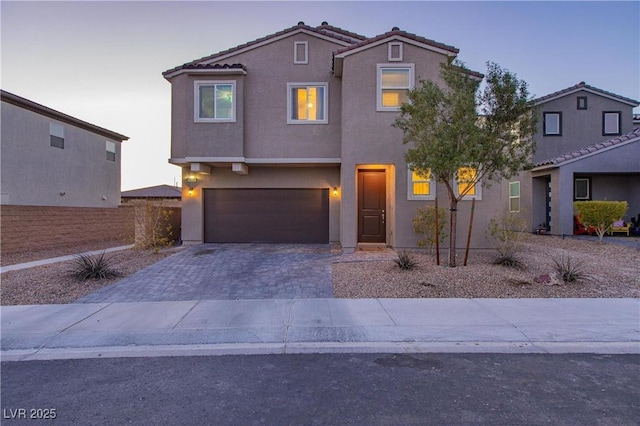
[358,169,386,243]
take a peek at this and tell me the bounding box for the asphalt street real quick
[2,353,638,425]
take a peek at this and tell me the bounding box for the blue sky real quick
[2,1,639,190]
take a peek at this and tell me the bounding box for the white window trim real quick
[509,181,520,212]
[376,63,415,112]
[388,42,403,61]
[286,82,329,125]
[194,80,236,123]
[294,41,308,64]
[407,168,435,200]
[454,168,482,200]
[574,178,590,200]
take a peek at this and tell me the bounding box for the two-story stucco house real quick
[164,22,501,252]
[505,82,639,236]
[1,90,129,208]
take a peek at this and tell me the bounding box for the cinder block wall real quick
[1,205,136,254]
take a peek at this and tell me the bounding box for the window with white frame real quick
[408,168,435,200]
[294,41,308,64]
[543,112,562,136]
[50,123,64,149]
[377,64,414,111]
[388,42,403,61]
[574,177,591,200]
[509,181,520,212]
[455,167,481,199]
[287,83,328,124]
[602,111,621,136]
[106,141,116,162]
[194,81,235,122]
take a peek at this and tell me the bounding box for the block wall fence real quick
[1,203,181,255]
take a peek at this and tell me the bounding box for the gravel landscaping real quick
[1,234,638,305]
[334,234,639,299]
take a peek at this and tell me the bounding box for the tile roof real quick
[334,27,459,56]
[163,23,355,77]
[534,127,640,168]
[315,22,368,42]
[533,81,639,106]
[180,63,245,71]
[121,184,182,199]
[633,114,640,122]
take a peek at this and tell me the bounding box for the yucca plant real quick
[70,252,120,281]
[394,251,417,271]
[552,253,587,283]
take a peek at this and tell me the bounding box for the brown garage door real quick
[203,188,329,243]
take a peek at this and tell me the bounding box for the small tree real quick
[574,201,628,242]
[134,199,175,253]
[413,205,448,254]
[394,60,536,266]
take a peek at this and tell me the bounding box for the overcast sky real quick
[2,1,639,190]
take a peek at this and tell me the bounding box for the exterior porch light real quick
[332,187,338,197]
[185,175,199,195]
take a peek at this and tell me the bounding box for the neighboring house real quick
[1,90,129,208]
[506,82,639,236]
[121,184,182,203]
[162,22,506,251]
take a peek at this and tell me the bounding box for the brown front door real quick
[358,169,386,243]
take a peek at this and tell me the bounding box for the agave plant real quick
[69,252,120,281]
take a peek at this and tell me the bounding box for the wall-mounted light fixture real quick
[185,175,199,195]
[332,187,338,197]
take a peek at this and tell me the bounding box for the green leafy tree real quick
[574,201,628,242]
[394,60,536,266]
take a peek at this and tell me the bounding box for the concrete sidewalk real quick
[2,298,638,361]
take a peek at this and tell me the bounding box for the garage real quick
[203,188,329,243]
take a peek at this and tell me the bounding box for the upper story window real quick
[408,168,435,200]
[50,122,64,149]
[106,141,116,162]
[455,167,482,200]
[294,41,308,64]
[194,81,236,122]
[377,64,414,111]
[602,111,621,136]
[577,96,587,110]
[543,111,562,136]
[287,83,328,124]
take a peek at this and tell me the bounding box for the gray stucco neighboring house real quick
[531,128,640,236]
[163,22,497,251]
[1,90,129,208]
[507,82,639,236]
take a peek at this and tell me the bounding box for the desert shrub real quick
[134,200,175,253]
[487,211,528,269]
[552,253,588,283]
[412,206,448,253]
[574,200,628,242]
[394,251,417,271]
[70,252,120,281]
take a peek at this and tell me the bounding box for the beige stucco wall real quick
[339,41,497,251]
[1,101,122,207]
[181,166,340,244]
[169,33,344,162]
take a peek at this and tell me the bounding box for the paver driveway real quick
[75,244,333,303]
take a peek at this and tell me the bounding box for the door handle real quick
[381,210,385,224]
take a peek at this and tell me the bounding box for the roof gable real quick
[533,81,639,107]
[533,127,640,169]
[163,23,354,79]
[334,27,459,59]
